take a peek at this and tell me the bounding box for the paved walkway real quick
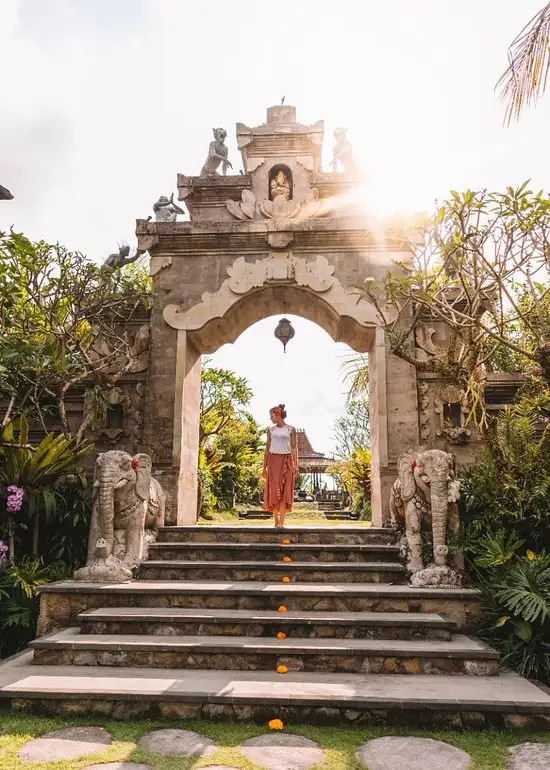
[12,725,550,768]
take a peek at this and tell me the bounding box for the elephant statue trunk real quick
[98,466,116,558]
[75,450,166,583]
[389,448,462,587]
[429,478,449,566]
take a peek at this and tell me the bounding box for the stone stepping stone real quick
[18,726,112,763]
[137,728,216,758]
[508,743,550,769]
[356,736,471,770]
[84,765,152,770]
[241,733,324,770]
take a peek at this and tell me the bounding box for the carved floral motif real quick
[226,188,326,221]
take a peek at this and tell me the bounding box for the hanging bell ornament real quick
[274,317,295,352]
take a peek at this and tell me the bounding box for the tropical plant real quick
[327,446,371,517]
[0,558,69,659]
[464,534,550,683]
[355,184,550,425]
[0,417,93,557]
[496,3,550,124]
[331,398,370,460]
[459,395,550,551]
[0,229,151,439]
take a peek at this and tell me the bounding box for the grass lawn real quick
[198,509,371,527]
[0,713,548,769]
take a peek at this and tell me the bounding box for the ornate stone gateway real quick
[136,106,422,525]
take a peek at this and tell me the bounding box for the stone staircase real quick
[1,525,549,727]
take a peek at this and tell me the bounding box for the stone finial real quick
[74,450,165,583]
[200,127,233,176]
[266,105,297,124]
[153,193,185,223]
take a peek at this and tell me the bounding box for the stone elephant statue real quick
[389,448,462,586]
[74,450,165,583]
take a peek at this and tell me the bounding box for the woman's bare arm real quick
[291,427,298,469]
[263,429,271,476]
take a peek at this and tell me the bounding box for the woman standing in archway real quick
[262,404,298,528]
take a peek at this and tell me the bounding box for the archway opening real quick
[170,283,388,526]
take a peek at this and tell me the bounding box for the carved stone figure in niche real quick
[153,193,185,223]
[269,168,292,201]
[331,127,358,174]
[104,244,145,269]
[389,449,463,587]
[200,127,233,176]
[74,451,165,583]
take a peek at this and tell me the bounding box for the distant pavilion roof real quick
[296,429,333,473]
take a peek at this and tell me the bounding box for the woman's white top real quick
[269,424,293,455]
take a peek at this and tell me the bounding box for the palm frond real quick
[496,3,550,125]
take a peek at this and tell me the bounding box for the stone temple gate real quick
[135,105,421,526]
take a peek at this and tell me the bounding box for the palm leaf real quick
[496,3,550,124]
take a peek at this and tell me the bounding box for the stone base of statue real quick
[410,564,463,588]
[74,554,133,583]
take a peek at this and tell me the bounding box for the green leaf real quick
[512,618,533,642]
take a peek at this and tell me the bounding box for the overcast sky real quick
[1,0,549,454]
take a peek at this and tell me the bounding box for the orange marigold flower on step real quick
[277,665,288,674]
[281,576,291,583]
[283,556,292,563]
[278,605,288,613]
[268,718,284,730]
[276,631,287,640]
[281,538,290,545]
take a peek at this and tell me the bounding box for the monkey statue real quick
[153,193,185,223]
[104,244,145,269]
[200,127,233,176]
[331,127,358,174]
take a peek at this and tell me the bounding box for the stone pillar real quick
[173,331,202,524]
[369,327,389,526]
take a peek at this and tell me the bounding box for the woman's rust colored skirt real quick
[263,453,295,512]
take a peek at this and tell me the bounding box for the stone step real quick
[157,525,395,545]
[38,581,483,634]
[78,607,456,641]
[147,542,400,563]
[139,560,405,582]
[31,629,499,675]
[238,511,359,520]
[3,651,548,728]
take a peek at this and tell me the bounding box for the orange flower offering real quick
[268,719,284,730]
[283,556,292,563]
[276,631,287,640]
[277,665,288,674]
[278,605,288,613]
[281,576,291,583]
[281,539,290,545]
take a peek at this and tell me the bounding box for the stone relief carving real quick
[417,381,431,442]
[227,254,335,294]
[150,255,173,277]
[153,194,185,223]
[226,187,326,221]
[331,127,358,174]
[434,384,471,444]
[270,170,292,200]
[74,450,165,583]
[163,253,383,332]
[390,448,463,587]
[415,322,445,360]
[200,127,232,176]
